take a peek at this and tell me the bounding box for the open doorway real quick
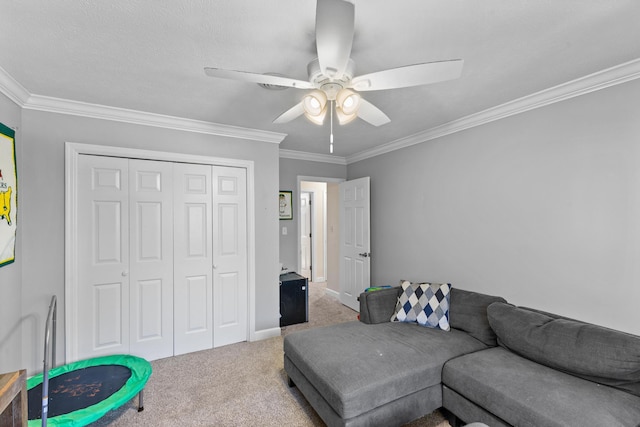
[300,182,325,282]
[298,177,343,298]
[300,190,313,279]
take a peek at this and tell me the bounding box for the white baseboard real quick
[325,287,340,299]
[251,327,281,342]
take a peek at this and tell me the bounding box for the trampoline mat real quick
[28,365,132,420]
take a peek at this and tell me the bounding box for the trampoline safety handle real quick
[42,295,57,427]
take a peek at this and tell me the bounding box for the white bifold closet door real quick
[77,156,174,360]
[77,155,132,359]
[173,163,213,355]
[211,166,247,348]
[77,155,247,361]
[173,164,248,353]
[128,159,175,359]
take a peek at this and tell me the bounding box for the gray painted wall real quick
[0,93,23,372]
[279,158,346,274]
[348,78,640,336]
[4,76,638,375]
[16,109,280,373]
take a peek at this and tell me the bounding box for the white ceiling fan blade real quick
[204,68,314,89]
[357,98,390,127]
[350,59,464,92]
[315,0,355,78]
[273,102,305,124]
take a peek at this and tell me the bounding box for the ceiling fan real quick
[204,0,463,131]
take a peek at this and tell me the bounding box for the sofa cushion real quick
[487,302,640,397]
[359,286,402,324]
[390,281,451,330]
[449,288,506,346]
[283,320,487,419]
[443,346,640,427]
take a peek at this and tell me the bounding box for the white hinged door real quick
[339,177,371,311]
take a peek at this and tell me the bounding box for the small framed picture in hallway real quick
[279,191,293,220]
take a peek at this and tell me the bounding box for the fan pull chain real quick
[329,101,334,154]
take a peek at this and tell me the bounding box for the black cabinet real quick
[280,272,308,327]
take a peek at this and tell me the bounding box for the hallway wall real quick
[278,157,346,274]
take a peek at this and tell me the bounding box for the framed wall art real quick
[0,122,17,267]
[279,191,293,220]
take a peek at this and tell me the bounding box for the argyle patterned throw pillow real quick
[391,280,451,331]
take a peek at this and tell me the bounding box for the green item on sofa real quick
[365,285,392,292]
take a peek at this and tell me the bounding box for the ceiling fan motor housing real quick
[307,58,355,100]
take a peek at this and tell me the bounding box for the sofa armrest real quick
[359,287,401,324]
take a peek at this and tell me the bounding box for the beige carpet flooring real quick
[90,282,450,426]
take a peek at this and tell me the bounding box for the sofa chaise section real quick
[284,287,504,427]
[284,321,487,426]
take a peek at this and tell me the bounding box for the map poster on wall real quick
[0,122,17,267]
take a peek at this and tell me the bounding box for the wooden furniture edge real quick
[0,369,27,426]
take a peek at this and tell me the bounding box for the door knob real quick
[358,252,371,258]
[122,270,129,277]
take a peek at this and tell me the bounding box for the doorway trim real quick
[65,142,256,362]
[296,176,345,283]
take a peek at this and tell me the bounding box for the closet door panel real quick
[93,282,124,348]
[136,278,163,340]
[129,159,174,360]
[185,275,208,329]
[173,163,213,355]
[219,272,239,326]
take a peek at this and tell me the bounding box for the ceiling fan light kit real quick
[204,0,464,153]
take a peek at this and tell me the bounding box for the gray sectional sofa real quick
[283,287,640,427]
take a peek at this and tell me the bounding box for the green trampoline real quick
[27,297,152,426]
[27,354,151,427]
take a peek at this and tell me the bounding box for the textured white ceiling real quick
[2,1,640,157]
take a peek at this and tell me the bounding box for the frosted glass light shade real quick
[304,105,327,125]
[336,107,358,125]
[336,89,360,115]
[302,90,328,117]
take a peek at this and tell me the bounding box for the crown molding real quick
[0,66,286,144]
[23,95,286,144]
[4,57,639,157]
[0,66,30,106]
[346,57,640,164]
[279,148,347,165]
